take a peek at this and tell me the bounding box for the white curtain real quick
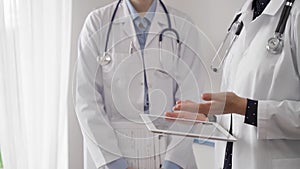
[0,0,72,169]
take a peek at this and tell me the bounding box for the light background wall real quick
[68,0,246,169]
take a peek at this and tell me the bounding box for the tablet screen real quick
[148,116,231,139]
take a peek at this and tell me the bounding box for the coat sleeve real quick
[164,12,206,168]
[257,7,300,140]
[76,11,124,168]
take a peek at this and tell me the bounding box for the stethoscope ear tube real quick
[210,33,230,73]
[211,0,296,72]
[210,12,243,73]
[211,21,244,73]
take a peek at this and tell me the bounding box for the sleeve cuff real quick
[162,160,183,169]
[106,158,128,169]
[244,99,258,127]
[257,100,270,139]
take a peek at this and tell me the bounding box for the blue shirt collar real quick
[125,0,157,22]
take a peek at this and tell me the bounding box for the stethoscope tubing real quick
[104,0,122,55]
[276,0,295,34]
[100,0,181,66]
[211,0,295,73]
[211,21,244,72]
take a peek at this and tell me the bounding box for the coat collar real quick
[233,0,286,30]
[240,0,285,16]
[112,0,168,50]
[262,0,285,16]
[145,0,168,48]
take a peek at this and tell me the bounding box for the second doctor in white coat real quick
[75,0,205,169]
[167,0,300,169]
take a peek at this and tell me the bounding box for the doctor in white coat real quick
[166,0,300,169]
[76,0,205,169]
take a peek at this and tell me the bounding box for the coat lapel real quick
[113,1,140,52]
[262,0,285,16]
[243,0,284,47]
[111,1,169,52]
[144,3,168,49]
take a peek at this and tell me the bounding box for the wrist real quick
[236,97,247,115]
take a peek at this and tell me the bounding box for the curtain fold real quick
[0,0,72,169]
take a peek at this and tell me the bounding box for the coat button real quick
[140,82,144,86]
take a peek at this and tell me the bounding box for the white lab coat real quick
[76,1,205,169]
[216,0,300,169]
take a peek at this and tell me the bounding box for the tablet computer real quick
[140,114,237,142]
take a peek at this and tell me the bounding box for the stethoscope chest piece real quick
[99,0,180,67]
[98,52,112,66]
[266,34,284,55]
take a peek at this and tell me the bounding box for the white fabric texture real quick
[0,0,72,169]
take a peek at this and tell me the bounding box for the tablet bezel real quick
[140,114,237,142]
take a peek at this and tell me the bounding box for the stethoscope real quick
[211,0,295,73]
[97,0,181,66]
